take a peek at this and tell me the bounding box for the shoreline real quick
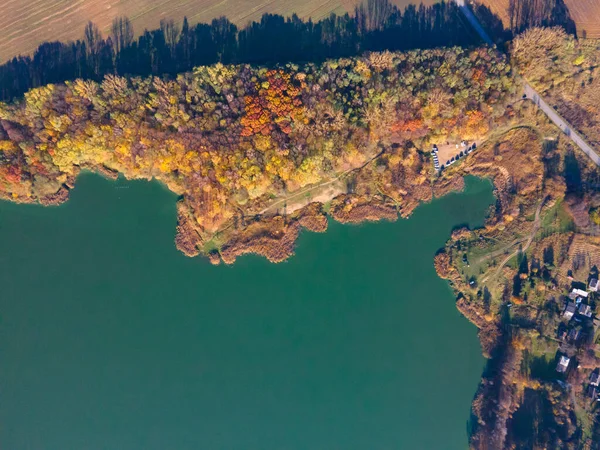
[0,166,489,450]
[3,31,597,446]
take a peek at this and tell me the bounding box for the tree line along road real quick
[454,0,600,167]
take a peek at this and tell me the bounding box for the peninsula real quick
[2,0,600,447]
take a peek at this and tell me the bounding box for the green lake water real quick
[0,174,493,450]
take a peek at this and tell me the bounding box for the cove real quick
[0,173,493,450]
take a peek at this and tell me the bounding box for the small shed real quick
[557,355,570,373]
[590,370,600,387]
[590,278,599,292]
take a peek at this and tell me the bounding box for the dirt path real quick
[481,196,547,284]
[256,148,385,216]
[473,236,526,265]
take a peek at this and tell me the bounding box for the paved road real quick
[454,0,600,167]
[523,84,600,165]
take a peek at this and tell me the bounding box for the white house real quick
[571,288,589,299]
[557,356,570,373]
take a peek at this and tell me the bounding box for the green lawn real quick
[538,199,574,237]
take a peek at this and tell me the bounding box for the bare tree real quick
[160,19,180,53]
[84,21,102,75]
[355,0,396,33]
[508,0,575,34]
[84,21,102,55]
[111,16,134,54]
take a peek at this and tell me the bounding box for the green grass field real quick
[538,199,574,238]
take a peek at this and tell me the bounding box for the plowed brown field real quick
[0,0,435,63]
[481,0,600,39]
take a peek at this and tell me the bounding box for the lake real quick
[0,173,493,449]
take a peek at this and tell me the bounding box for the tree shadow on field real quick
[471,0,577,45]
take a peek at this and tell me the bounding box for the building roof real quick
[590,371,600,385]
[590,278,599,288]
[564,302,577,315]
[579,303,593,317]
[572,288,589,298]
[568,328,581,341]
[557,355,570,373]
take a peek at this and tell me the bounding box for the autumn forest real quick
[0,43,514,261]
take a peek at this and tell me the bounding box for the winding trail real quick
[256,148,385,216]
[481,196,547,284]
[472,236,525,265]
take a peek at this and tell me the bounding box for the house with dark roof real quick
[568,327,581,342]
[590,370,600,387]
[589,278,599,292]
[563,302,577,320]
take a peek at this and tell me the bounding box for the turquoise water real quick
[0,174,493,449]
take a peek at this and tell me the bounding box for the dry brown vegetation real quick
[0,0,435,63]
[329,195,399,223]
[512,27,600,150]
[558,234,600,280]
[444,126,545,225]
[217,202,328,264]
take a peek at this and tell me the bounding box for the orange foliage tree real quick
[240,70,305,137]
